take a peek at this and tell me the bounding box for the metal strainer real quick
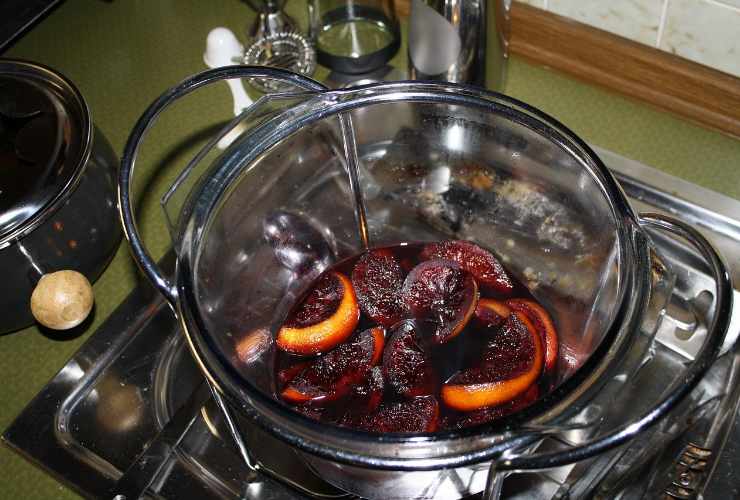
[243,32,316,93]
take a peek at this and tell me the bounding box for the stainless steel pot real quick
[118,67,733,499]
[0,59,121,333]
[408,0,510,89]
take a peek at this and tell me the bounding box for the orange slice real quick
[368,326,385,366]
[474,298,511,327]
[441,311,543,411]
[506,299,559,372]
[277,272,360,355]
[281,326,385,405]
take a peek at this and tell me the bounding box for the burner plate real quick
[4,148,740,499]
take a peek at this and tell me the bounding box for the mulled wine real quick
[273,240,559,432]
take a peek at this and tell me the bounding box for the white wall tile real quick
[548,0,665,46]
[660,0,740,77]
[707,0,740,9]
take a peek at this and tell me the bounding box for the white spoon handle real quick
[225,78,253,115]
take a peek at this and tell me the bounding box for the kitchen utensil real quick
[203,27,253,115]
[408,0,510,89]
[241,0,316,88]
[309,0,400,74]
[242,31,316,92]
[203,27,255,150]
[0,59,121,334]
[244,0,297,41]
[117,66,732,499]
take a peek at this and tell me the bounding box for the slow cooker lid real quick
[0,59,88,243]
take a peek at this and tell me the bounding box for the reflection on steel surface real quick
[4,149,740,499]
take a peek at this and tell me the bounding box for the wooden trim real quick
[394,1,740,138]
[394,0,410,18]
[509,3,740,138]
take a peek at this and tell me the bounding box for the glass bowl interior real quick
[189,88,627,436]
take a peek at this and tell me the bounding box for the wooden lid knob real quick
[30,270,94,330]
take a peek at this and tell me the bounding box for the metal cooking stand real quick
[5,67,737,500]
[4,144,740,499]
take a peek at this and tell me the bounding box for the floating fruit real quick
[401,259,479,344]
[420,240,513,294]
[281,327,385,405]
[361,395,440,433]
[441,311,543,411]
[277,361,310,388]
[334,367,385,428]
[474,298,511,328]
[262,210,334,275]
[277,271,360,355]
[235,328,271,364]
[383,320,437,398]
[350,366,385,413]
[506,298,558,372]
[272,240,560,433]
[367,326,386,366]
[447,384,540,429]
[351,249,408,327]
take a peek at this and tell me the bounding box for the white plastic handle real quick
[203,27,254,149]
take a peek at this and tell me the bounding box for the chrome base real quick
[4,150,740,499]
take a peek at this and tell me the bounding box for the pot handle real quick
[490,212,733,476]
[118,66,327,306]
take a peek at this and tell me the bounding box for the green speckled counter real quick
[1,1,738,499]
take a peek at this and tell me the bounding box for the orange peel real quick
[441,311,543,411]
[277,272,360,355]
[506,298,559,372]
[475,298,511,325]
[280,326,385,405]
[368,326,385,366]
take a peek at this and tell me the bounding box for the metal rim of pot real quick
[118,66,733,474]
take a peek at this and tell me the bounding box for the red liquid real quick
[273,241,558,433]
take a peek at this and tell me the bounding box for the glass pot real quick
[118,67,732,499]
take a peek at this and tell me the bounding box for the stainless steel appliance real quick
[408,0,509,89]
[115,66,734,499]
[310,0,400,74]
[4,146,740,499]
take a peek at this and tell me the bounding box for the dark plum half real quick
[421,240,513,295]
[351,249,408,327]
[401,259,479,344]
[360,395,440,433]
[382,320,437,398]
[333,367,386,428]
[281,327,385,405]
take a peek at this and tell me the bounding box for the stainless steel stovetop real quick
[4,147,740,500]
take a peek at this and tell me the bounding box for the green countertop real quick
[1,1,739,498]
